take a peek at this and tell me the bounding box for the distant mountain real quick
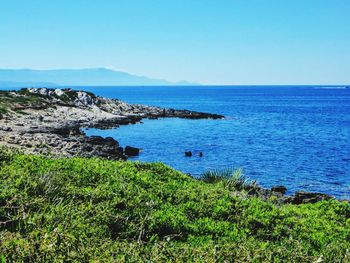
[0,68,195,87]
[0,81,59,88]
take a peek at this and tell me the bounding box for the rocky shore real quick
[243,183,335,205]
[0,88,223,160]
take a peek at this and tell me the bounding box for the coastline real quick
[0,88,223,160]
[0,88,344,204]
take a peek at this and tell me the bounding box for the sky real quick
[0,0,350,85]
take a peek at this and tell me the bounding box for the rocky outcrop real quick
[79,136,125,160]
[19,88,224,120]
[241,183,335,205]
[271,185,287,195]
[284,191,333,204]
[0,88,224,160]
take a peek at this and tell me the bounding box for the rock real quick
[125,146,140,156]
[85,136,118,146]
[271,185,287,195]
[199,152,203,157]
[284,191,333,204]
[84,145,93,152]
[49,142,59,147]
[75,91,96,106]
[80,136,125,159]
[27,125,82,137]
[1,127,12,132]
[185,151,192,157]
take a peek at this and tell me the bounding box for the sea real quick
[80,85,350,199]
[3,85,350,198]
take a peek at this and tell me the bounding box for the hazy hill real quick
[0,81,59,88]
[0,68,193,87]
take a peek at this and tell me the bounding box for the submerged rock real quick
[185,151,192,157]
[125,146,140,156]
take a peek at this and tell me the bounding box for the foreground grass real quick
[0,150,349,262]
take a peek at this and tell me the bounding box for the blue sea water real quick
[81,86,350,199]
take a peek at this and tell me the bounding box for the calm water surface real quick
[80,86,348,198]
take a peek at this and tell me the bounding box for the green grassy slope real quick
[0,149,349,262]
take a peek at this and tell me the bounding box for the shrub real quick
[201,167,252,190]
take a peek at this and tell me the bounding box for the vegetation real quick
[0,148,349,262]
[201,167,253,191]
[0,88,96,112]
[0,106,7,115]
[0,89,51,112]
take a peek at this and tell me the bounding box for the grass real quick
[0,148,349,262]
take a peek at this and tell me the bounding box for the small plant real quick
[0,106,7,114]
[201,167,251,190]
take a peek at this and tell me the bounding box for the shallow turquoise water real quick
[77,86,348,198]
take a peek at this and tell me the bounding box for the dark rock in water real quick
[284,191,333,204]
[199,152,203,157]
[185,151,192,157]
[125,146,140,156]
[271,185,287,195]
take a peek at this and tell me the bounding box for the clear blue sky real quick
[1,0,349,84]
